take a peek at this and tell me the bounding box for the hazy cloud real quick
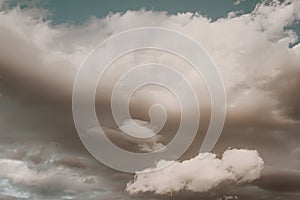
[0,0,300,199]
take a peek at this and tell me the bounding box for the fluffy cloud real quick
[0,0,299,127]
[126,149,264,195]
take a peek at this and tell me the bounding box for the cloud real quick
[0,0,299,199]
[0,143,113,199]
[119,119,157,139]
[234,0,245,6]
[0,158,100,197]
[138,142,166,153]
[257,166,300,192]
[126,149,264,195]
[0,0,299,129]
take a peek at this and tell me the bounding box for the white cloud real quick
[126,149,264,195]
[0,0,299,126]
[0,144,109,199]
[138,142,166,152]
[119,119,156,138]
[234,0,245,6]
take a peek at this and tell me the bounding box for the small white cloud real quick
[234,0,245,6]
[120,119,156,138]
[138,142,167,152]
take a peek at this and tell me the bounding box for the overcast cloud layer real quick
[0,0,300,199]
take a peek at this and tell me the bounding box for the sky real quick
[5,0,300,45]
[44,0,260,23]
[7,0,261,23]
[0,0,300,200]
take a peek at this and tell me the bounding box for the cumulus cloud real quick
[126,149,264,195]
[0,0,299,129]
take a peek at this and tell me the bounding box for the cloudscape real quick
[0,0,300,199]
